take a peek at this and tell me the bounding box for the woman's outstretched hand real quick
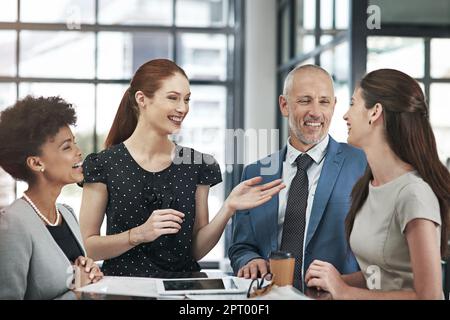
[225,177,285,212]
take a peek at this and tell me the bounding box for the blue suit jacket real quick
[228,136,367,277]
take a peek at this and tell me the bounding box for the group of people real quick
[0,58,448,300]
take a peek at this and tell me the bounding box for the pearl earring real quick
[40,168,45,172]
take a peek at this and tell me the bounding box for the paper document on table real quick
[251,285,311,300]
[76,276,182,299]
[233,278,311,300]
[186,279,310,300]
[187,285,310,300]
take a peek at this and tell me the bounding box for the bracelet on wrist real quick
[128,229,139,247]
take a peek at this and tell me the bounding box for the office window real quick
[97,32,173,79]
[98,0,173,25]
[335,0,349,29]
[0,0,17,22]
[0,0,244,264]
[0,83,16,111]
[20,0,95,23]
[0,31,16,76]
[176,0,228,27]
[300,0,316,29]
[177,33,227,81]
[431,39,450,78]
[295,0,316,56]
[19,31,96,78]
[320,0,333,30]
[369,0,450,26]
[367,37,424,78]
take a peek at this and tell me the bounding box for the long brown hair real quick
[345,68,450,257]
[104,59,188,148]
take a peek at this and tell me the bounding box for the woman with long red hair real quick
[79,59,285,277]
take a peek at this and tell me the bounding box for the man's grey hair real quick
[282,64,334,96]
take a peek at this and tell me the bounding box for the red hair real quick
[105,59,188,148]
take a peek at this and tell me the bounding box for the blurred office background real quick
[0,0,449,269]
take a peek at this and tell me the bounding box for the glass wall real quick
[0,0,243,263]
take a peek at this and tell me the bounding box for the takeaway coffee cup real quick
[269,251,295,287]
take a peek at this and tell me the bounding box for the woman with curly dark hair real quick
[0,96,103,299]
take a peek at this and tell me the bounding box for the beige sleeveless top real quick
[350,171,441,291]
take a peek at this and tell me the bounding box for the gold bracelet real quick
[128,229,139,247]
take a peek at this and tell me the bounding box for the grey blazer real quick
[0,198,86,300]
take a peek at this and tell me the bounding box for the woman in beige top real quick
[304,69,449,299]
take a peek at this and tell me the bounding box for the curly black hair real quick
[0,95,77,183]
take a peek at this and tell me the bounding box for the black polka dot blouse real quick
[82,143,222,277]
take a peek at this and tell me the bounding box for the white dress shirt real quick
[277,135,329,274]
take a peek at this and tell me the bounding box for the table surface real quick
[63,271,331,300]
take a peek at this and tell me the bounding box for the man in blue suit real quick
[229,65,367,290]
